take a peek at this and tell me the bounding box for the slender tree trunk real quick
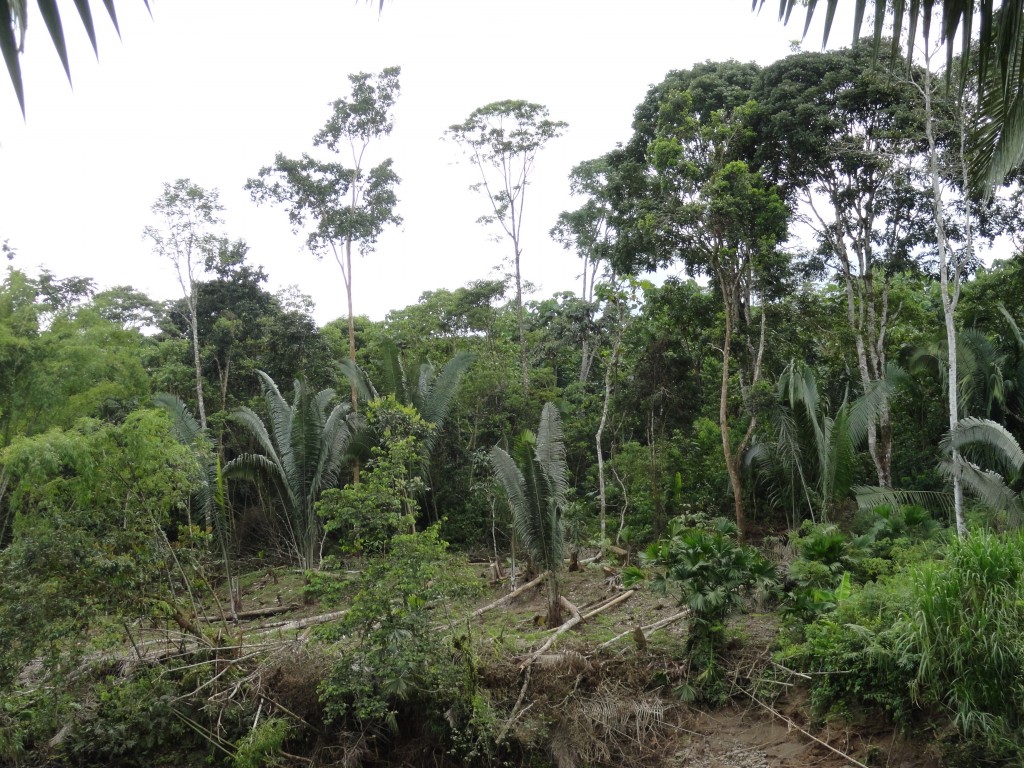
[188,293,207,431]
[812,190,894,487]
[332,237,360,485]
[596,333,622,547]
[514,244,528,394]
[922,51,966,536]
[345,235,358,409]
[719,303,746,539]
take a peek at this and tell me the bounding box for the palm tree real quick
[755,0,1024,189]
[748,360,896,526]
[225,370,356,570]
[339,344,475,519]
[341,343,475,457]
[490,402,569,627]
[856,415,1024,528]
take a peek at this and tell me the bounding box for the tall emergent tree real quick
[756,43,930,488]
[610,62,790,538]
[756,0,1024,190]
[248,67,402,409]
[145,179,228,431]
[915,38,981,536]
[446,100,567,393]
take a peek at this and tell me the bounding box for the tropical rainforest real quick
[5,25,1024,768]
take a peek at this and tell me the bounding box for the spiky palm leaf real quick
[4,1,392,115]
[912,329,1008,418]
[338,344,475,460]
[152,392,222,531]
[410,351,476,456]
[752,360,896,523]
[853,484,957,515]
[2,1,149,115]
[337,357,378,403]
[490,402,568,625]
[857,415,1024,525]
[225,370,355,569]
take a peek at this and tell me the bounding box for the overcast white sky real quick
[0,0,855,325]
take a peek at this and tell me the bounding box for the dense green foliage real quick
[6,40,1024,765]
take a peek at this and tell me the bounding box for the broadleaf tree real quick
[144,179,229,431]
[247,67,402,410]
[446,100,567,393]
[754,0,1024,191]
[609,62,791,539]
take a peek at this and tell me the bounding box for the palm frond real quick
[414,361,435,416]
[944,416,1024,476]
[338,357,377,402]
[848,366,900,446]
[535,401,569,509]
[229,406,282,468]
[152,392,204,446]
[826,404,858,506]
[255,370,292,452]
[939,457,1022,511]
[3,0,144,116]
[853,484,956,516]
[490,444,532,545]
[414,351,475,455]
[378,339,407,404]
[312,404,355,499]
[223,452,289,504]
[998,303,1024,351]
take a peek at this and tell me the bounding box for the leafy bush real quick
[319,526,484,740]
[318,398,430,557]
[782,531,1024,763]
[61,669,194,766]
[638,515,778,698]
[777,577,917,725]
[233,717,289,768]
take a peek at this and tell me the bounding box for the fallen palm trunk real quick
[252,609,348,634]
[580,589,634,620]
[472,571,549,617]
[597,607,690,648]
[198,604,299,623]
[521,596,583,669]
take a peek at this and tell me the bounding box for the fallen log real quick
[252,609,348,634]
[598,607,689,648]
[472,571,549,618]
[580,589,635,620]
[521,596,583,669]
[198,604,299,623]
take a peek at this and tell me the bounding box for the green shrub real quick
[61,668,193,766]
[640,515,779,699]
[319,526,484,742]
[233,717,288,768]
[777,577,917,725]
[901,531,1024,760]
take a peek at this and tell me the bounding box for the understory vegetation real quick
[5,38,1024,768]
